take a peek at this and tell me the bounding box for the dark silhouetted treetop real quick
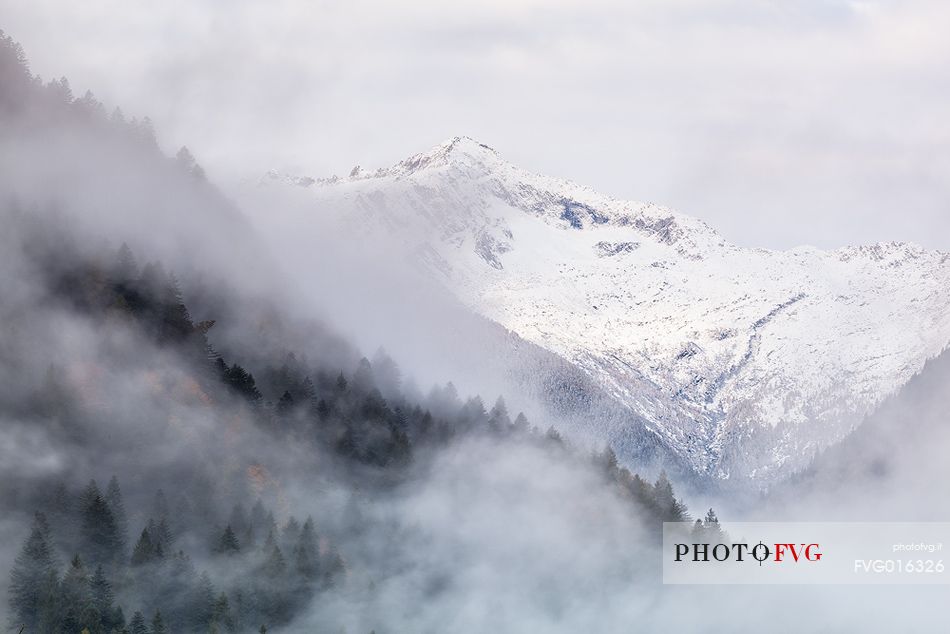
[215,525,241,555]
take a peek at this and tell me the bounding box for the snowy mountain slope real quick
[261,137,950,484]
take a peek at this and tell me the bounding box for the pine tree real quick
[60,555,92,634]
[151,610,167,634]
[703,508,724,542]
[215,526,241,555]
[224,364,262,402]
[652,471,686,522]
[112,605,127,633]
[371,348,402,398]
[8,513,59,633]
[90,565,117,632]
[130,529,157,566]
[513,412,529,433]
[262,545,286,578]
[189,572,215,631]
[488,396,511,431]
[293,518,318,582]
[598,445,618,475]
[79,480,102,516]
[249,501,268,538]
[175,146,206,180]
[128,611,148,634]
[147,517,173,553]
[129,612,149,634]
[80,490,121,567]
[114,243,138,283]
[211,592,234,633]
[105,476,129,557]
[322,550,345,588]
[229,504,250,539]
[277,390,295,415]
[353,357,375,392]
[282,517,301,550]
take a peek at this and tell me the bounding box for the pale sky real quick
[2,0,949,250]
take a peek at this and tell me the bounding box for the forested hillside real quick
[0,31,698,633]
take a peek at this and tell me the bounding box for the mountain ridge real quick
[259,137,950,484]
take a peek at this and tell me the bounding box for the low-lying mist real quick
[1,28,948,633]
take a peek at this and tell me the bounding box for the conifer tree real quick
[652,471,686,522]
[282,517,301,550]
[8,513,60,633]
[105,476,129,556]
[702,508,724,542]
[215,526,241,555]
[90,564,117,632]
[60,555,92,634]
[80,491,121,566]
[128,611,148,634]
[130,529,157,566]
[114,243,138,283]
[151,610,167,634]
[212,592,234,633]
[488,396,511,431]
[293,518,318,582]
[513,412,529,433]
[277,390,295,415]
[190,572,215,631]
[262,545,286,578]
[147,517,173,553]
[79,480,102,516]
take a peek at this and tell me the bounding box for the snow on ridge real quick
[258,138,950,484]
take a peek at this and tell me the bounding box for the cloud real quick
[2,1,949,247]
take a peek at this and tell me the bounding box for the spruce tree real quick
[652,471,686,522]
[282,517,301,550]
[90,565,117,632]
[293,516,318,582]
[189,572,215,631]
[262,545,286,578]
[130,529,156,566]
[215,526,241,555]
[8,513,60,633]
[114,243,138,283]
[60,555,92,634]
[488,396,511,431]
[80,491,121,567]
[513,412,529,433]
[276,390,295,415]
[703,508,724,542]
[128,611,148,634]
[212,592,234,632]
[151,610,167,634]
[105,476,129,557]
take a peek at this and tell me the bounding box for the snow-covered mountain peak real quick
[390,135,501,176]
[258,141,950,485]
[293,137,728,258]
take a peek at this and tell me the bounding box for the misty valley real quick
[1,22,949,634]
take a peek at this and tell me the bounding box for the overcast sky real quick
[2,0,949,250]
